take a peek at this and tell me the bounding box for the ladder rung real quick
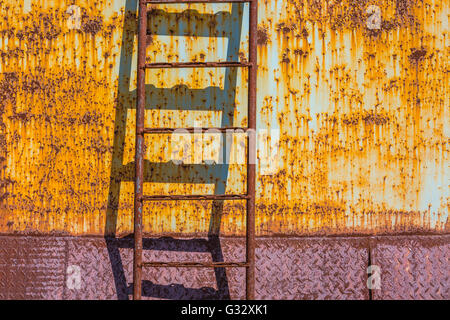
[142,127,250,134]
[147,1,250,3]
[142,262,249,268]
[144,62,251,68]
[141,194,249,201]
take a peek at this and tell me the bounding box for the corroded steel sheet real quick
[370,235,449,300]
[0,237,66,299]
[0,235,370,300]
[0,0,448,236]
[1,234,448,300]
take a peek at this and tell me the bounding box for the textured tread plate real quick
[0,237,66,299]
[370,235,449,300]
[0,235,447,299]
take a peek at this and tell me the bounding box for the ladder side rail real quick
[246,0,257,300]
[134,0,148,300]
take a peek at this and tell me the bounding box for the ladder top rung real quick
[146,0,251,4]
[142,127,250,134]
[141,194,249,201]
[144,62,251,68]
[142,262,249,268]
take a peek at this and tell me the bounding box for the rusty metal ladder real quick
[133,0,257,300]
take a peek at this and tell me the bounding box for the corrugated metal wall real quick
[0,0,448,237]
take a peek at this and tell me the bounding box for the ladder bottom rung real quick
[142,127,250,134]
[147,1,251,4]
[141,194,249,201]
[142,262,249,268]
[144,62,251,68]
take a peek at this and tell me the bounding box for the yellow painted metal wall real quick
[0,0,448,236]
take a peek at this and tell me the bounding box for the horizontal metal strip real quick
[144,62,251,68]
[142,127,250,134]
[142,262,249,268]
[140,194,249,201]
[146,0,251,4]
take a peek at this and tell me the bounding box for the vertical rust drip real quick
[134,0,147,301]
[246,0,257,300]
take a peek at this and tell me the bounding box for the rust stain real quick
[0,72,17,209]
[257,26,269,46]
[0,0,448,237]
[81,13,103,36]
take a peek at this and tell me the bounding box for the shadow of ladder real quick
[105,1,256,300]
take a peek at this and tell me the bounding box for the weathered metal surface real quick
[0,0,448,237]
[0,236,66,299]
[0,234,372,300]
[370,235,449,299]
[2,234,448,299]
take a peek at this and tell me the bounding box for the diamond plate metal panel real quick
[255,238,369,300]
[0,236,66,299]
[64,238,122,300]
[0,235,370,300]
[1,234,448,300]
[370,235,450,300]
